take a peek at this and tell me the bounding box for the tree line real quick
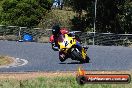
[0,0,131,33]
[64,0,132,33]
[0,0,52,27]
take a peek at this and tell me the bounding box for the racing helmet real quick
[52,25,60,36]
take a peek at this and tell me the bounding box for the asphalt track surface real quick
[0,40,132,72]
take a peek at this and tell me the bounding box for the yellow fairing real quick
[58,34,88,61]
[58,34,76,53]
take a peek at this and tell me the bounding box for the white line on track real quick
[0,58,28,68]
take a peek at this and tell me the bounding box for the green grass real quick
[0,76,131,88]
[0,56,13,66]
[0,0,4,11]
[38,9,76,29]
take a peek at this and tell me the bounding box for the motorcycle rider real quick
[50,25,70,62]
[49,24,86,62]
[50,25,69,51]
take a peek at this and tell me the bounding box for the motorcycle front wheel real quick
[59,52,67,62]
[71,48,90,63]
[71,49,85,63]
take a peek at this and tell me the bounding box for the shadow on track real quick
[59,56,91,64]
[59,61,87,64]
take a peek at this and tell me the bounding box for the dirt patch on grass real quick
[37,36,49,43]
[128,44,132,47]
[0,71,131,80]
[0,35,18,41]
[0,56,14,66]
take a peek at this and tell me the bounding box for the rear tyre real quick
[85,56,90,63]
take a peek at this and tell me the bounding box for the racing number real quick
[64,41,69,47]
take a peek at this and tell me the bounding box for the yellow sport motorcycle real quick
[58,34,90,63]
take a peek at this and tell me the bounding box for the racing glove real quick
[52,42,60,51]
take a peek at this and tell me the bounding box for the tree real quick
[69,0,132,33]
[67,0,95,32]
[118,0,132,33]
[0,0,52,27]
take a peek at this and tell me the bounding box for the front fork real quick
[76,42,88,60]
[81,48,87,59]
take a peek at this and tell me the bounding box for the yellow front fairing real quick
[58,34,76,53]
[58,34,88,61]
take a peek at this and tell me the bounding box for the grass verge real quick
[0,71,131,88]
[0,56,13,66]
[38,9,76,29]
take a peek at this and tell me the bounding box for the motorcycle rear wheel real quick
[85,56,90,63]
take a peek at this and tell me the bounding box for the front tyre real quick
[59,52,67,62]
[59,55,67,62]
